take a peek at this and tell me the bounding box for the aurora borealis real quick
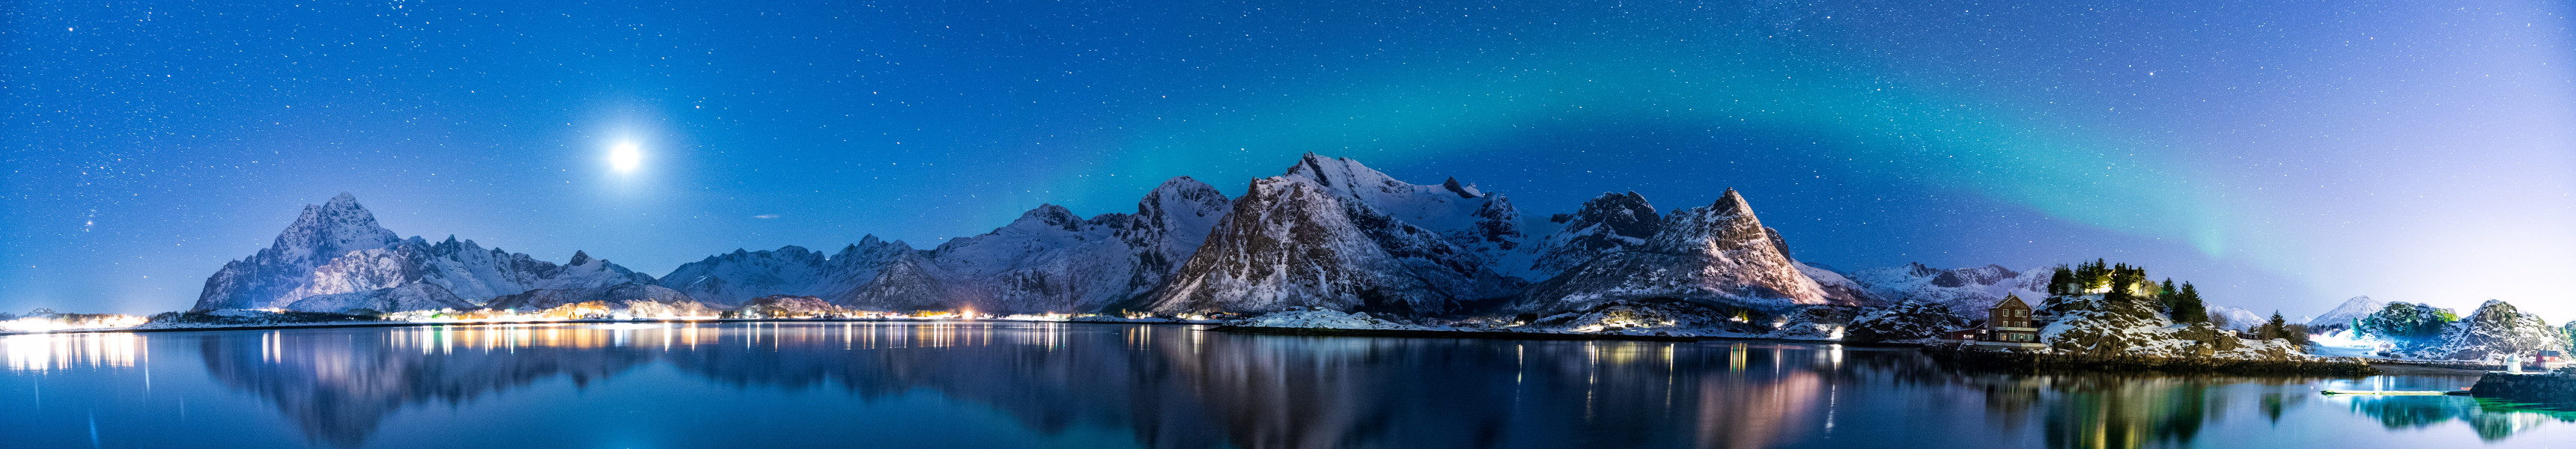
[4,0,2571,317]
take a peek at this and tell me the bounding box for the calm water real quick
[1,323,2569,448]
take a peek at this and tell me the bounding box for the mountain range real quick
[193,154,1987,317]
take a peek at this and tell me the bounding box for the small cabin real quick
[1984,295,2040,343]
[1945,328,1986,341]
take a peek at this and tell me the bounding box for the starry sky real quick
[6,0,2572,318]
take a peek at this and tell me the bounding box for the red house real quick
[1974,294,2044,348]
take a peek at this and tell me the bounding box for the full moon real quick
[609,142,643,172]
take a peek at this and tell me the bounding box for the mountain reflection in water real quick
[2,323,2569,448]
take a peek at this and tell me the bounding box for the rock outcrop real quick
[1844,300,1967,343]
[2039,294,2306,360]
[2395,299,2565,362]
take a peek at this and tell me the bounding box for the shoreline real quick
[0,317,1221,337]
[1918,343,2381,376]
[1211,325,1755,343]
[1,320,2497,378]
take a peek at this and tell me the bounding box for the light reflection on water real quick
[4,332,143,371]
[0,323,2566,448]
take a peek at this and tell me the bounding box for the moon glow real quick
[610,142,643,173]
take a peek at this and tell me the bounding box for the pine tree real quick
[2083,259,2112,293]
[2048,266,2077,296]
[2171,282,2207,324]
[2261,311,2290,340]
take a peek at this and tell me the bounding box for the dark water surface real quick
[2,322,2569,448]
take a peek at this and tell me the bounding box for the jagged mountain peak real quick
[1515,186,1857,313]
[1440,177,1483,198]
[1139,176,1228,215]
[1283,153,1399,192]
[272,192,401,262]
[567,251,594,266]
[1570,192,1659,236]
[1647,189,1777,254]
[1005,204,1088,232]
[1710,188,1757,219]
[1506,191,1663,279]
[196,194,654,311]
[840,235,916,254]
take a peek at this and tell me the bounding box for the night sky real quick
[6,0,2571,318]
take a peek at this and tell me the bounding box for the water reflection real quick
[2340,396,2576,441]
[4,323,2573,448]
[200,327,653,447]
[3,332,145,371]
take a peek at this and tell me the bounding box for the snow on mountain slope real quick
[195,193,403,311]
[1497,192,1661,280]
[2306,296,2386,329]
[1797,263,1876,307]
[658,176,1233,313]
[2207,305,2269,331]
[1842,263,2050,312]
[1281,155,1525,257]
[195,194,654,311]
[1513,189,1860,313]
[659,245,851,305]
[1144,156,1522,315]
[923,204,1149,313]
[284,283,475,314]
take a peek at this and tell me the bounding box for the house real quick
[1972,294,2046,348]
[1945,328,1986,341]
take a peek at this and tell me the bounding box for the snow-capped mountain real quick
[2206,305,2269,331]
[2395,299,2564,361]
[199,156,1877,318]
[194,194,654,312]
[658,176,1233,313]
[1840,263,2050,313]
[2305,296,2385,329]
[283,283,475,314]
[1502,192,1662,280]
[922,186,1220,312]
[1511,189,1865,313]
[657,242,908,306]
[195,193,404,311]
[1144,154,1525,315]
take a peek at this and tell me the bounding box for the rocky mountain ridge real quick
[652,176,1233,314]
[192,194,652,313]
[199,155,1872,318]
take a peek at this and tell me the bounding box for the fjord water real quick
[1,323,2568,449]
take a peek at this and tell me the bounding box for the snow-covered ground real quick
[1229,308,1437,331]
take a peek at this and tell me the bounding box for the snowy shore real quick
[0,312,1218,337]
